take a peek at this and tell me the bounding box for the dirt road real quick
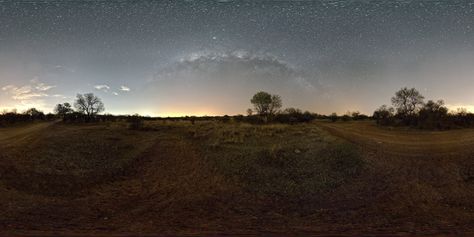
[0,121,57,147]
[316,121,474,157]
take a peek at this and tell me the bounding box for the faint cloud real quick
[112,92,119,96]
[53,65,76,73]
[35,83,56,91]
[1,78,58,111]
[94,84,110,92]
[120,85,131,92]
[2,79,55,100]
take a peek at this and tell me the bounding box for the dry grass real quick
[1,120,474,235]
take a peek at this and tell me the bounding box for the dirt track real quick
[316,121,474,234]
[0,122,56,146]
[316,121,474,157]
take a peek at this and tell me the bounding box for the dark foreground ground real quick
[0,120,473,236]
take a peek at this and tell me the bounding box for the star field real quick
[0,0,473,116]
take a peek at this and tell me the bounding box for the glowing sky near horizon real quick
[1,0,474,116]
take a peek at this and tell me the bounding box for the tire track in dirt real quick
[0,121,58,147]
[315,121,474,234]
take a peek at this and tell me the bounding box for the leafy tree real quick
[54,103,73,118]
[373,105,395,125]
[268,94,282,115]
[24,108,45,120]
[418,100,448,129]
[391,87,424,118]
[74,93,105,121]
[250,91,282,117]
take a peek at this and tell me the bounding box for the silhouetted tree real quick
[341,111,352,121]
[24,108,45,120]
[391,87,424,124]
[350,111,368,120]
[250,91,282,118]
[54,103,73,118]
[450,108,474,128]
[74,93,105,121]
[418,100,448,129]
[246,108,253,116]
[373,105,395,125]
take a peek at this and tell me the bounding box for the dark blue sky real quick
[1,0,473,116]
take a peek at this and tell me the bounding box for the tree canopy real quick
[74,93,105,120]
[250,91,282,116]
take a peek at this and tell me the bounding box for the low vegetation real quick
[186,122,364,206]
[0,122,157,196]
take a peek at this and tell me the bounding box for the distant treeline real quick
[2,88,473,130]
[373,87,474,129]
[0,108,56,126]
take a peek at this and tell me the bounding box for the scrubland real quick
[0,120,473,235]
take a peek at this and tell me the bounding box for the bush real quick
[0,108,48,125]
[329,113,338,122]
[128,115,144,130]
[274,108,316,124]
[341,114,351,122]
[373,105,395,126]
[63,112,87,123]
[233,114,245,123]
[221,115,231,123]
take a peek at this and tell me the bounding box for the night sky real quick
[1,0,473,116]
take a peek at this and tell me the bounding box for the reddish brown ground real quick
[1,121,474,236]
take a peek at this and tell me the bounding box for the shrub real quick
[221,115,231,123]
[418,100,449,129]
[233,114,245,123]
[373,105,395,126]
[329,113,338,122]
[274,108,316,124]
[128,114,144,130]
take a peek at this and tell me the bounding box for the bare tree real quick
[246,108,253,116]
[391,87,424,122]
[74,93,105,121]
[268,94,282,116]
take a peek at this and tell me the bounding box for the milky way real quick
[1,0,473,116]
